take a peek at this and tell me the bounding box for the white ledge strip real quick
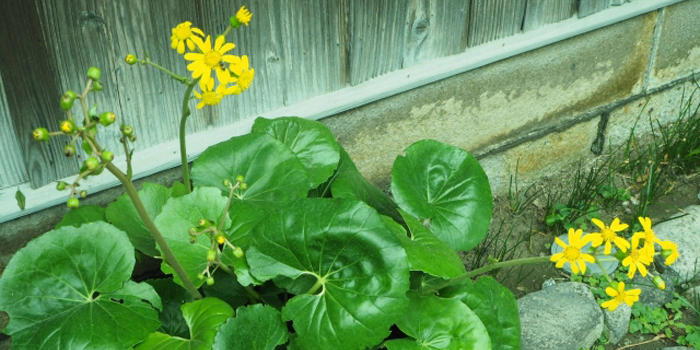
[0,0,684,223]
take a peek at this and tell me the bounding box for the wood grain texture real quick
[0,72,29,190]
[345,0,409,86]
[468,0,527,47]
[402,0,470,69]
[523,0,577,32]
[0,0,78,189]
[579,0,614,18]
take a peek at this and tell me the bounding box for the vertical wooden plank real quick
[0,72,29,190]
[523,0,577,32]
[0,0,77,189]
[579,0,613,18]
[37,0,201,159]
[468,0,527,47]
[346,0,409,86]
[403,0,470,69]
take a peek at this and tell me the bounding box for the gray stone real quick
[683,285,700,307]
[518,282,603,350]
[653,205,700,284]
[603,304,631,345]
[631,270,677,309]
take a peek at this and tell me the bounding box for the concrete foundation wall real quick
[1,1,699,270]
[322,0,700,193]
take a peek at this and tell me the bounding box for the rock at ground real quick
[631,270,677,309]
[653,205,700,284]
[603,304,631,345]
[518,282,603,350]
[684,284,700,306]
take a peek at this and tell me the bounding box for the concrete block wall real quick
[322,0,700,194]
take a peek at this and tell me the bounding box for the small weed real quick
[507,159,542,215]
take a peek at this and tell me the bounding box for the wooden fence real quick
[0,0,643,191]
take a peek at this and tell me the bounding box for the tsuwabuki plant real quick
[0,6,681,350]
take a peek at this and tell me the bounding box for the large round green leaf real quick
[136,297,233,350]
[440,277,521,350]
[330,145,402,223]
[252,116,340,188]
[190,132,309,202]
[213,304,289,350]
[55,205,106,229]
[0,222,161,349]
[383,209,466,279]
[106,182,180,256]
[247,198,410,350]
[385,291,491,350]
[154,187,238,288]
[391,139,493,251]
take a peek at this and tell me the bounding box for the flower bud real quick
[87,66,101,81]
[197,273,205,280]
[121,124,134,136]
[198,219,209,228]
[100,112,116,126]
[85,157,100,171]
[189,227,198,236]
[67,197,80,209]
[125,54,138,65]
[79,190,87,198]
[206,276,215,286]
[92,81,103,92]
[33,127,50,141]
[63,144,76,157]
[189,236,197,244]
[223,179,231,187]
[652,275,666,290]
[215,234,226,245]
[56,181,67,191]
[101,151,114,162]
[59,120,76,134]
[60,91,77,110]
[240,182,248,190]
[206,249,217,262]
[236,175,245,183]
[91,166,104,175]
[233,246,244,259]
[128,135,137,143]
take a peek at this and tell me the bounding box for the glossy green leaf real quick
[440,277,521,350]
[252,116,340,188]
[384,209,466,278]
[385,291,491,350]
[391,139,493,251]
[330,145,402,223]
[55,205,106,228]
[145,278,194,338]
[154,187,238,289]
[190,132,309,202]
[213,304,289,350]
[136,297,233,350]
[106,183,177,256]
[0,222,161,349]
[247,198,410,350]
[15,187,25,210]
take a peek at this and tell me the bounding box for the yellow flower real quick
[601,282,641,311]
[586,218,630,254]
[171,21,204,55]
[658,240,679,265]
[228,55,254,95]
[621,235,654,279]
[185,35,236,89]
[632,217,661,254]
[236,6,253,26]
[550,228,596,275]
[193,79,234,109]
